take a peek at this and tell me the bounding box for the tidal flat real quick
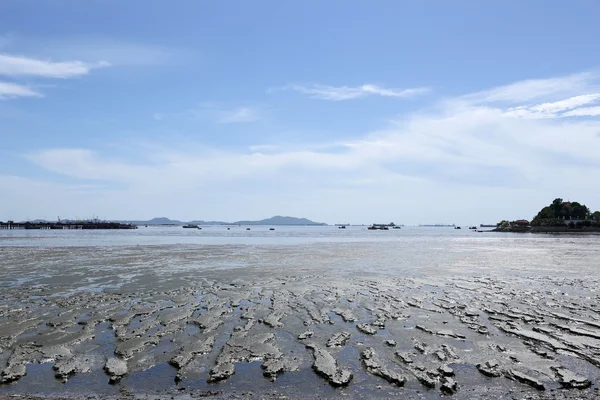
[1,227,599,399]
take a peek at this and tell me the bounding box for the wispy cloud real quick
[563,106,600,117]
[281,83,430,101]
[19,72,600,223]
[0,53,109,78]
[465,72,597,104]
[155,103,261,124]
[0,81,42,99]
[217,107,260,123]
[505,93,600,119]
[249,144,280,152]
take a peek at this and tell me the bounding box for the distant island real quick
[115,215,327,226]
[495,198,600,233]
[2,215,328,228]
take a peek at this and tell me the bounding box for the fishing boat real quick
[368,224,389,230]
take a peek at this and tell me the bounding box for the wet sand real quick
[1,233,600,399]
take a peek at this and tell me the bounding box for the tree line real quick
[531,198,600,227]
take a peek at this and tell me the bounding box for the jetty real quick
[0,220,138,230]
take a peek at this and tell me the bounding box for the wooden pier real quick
[0,221,138,230]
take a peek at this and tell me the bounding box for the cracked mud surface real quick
[1,229,600,399]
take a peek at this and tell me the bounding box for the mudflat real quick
[1,228,599,399]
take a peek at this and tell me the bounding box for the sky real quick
[2,0,600,225]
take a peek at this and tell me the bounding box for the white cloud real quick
[465,72,597,104]
[217,107,260,123]
[156,104,261,124]
[249,144,280,152]
[17,72,600,223]
[282,83,430,100]
[0,81,42,99]
[33,37,176,67]
[505,93,600,119]
[0,53,109,78]
[563,106,600,117]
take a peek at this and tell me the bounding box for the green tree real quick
[552,198,564,218]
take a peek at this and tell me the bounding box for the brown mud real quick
[1,240,600,399]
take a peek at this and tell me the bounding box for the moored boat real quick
[368,224,389,230]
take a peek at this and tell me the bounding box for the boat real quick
[269,228,275,231]
[246,228,251,230]
[338,225,346,229]
[454,226,461,229]
[393,226,401,229]
[183,224,199,228]
[198,227,202,230]
[469,226,477,230]
[368,224,389,230]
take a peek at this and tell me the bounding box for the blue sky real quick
[2,0,600,224]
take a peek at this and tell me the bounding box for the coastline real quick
[494,227,600,234]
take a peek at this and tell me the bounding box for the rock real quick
[169,335,215,368]
[476,360,501,377]
[438,365,454,376]
[104,358,127,383]
[1,362,26,383]
[263,311,285,328]
[385,339,397,347]
[357,324,377,335]
[327,331,351,347]
[508,370,545,390]
[298,330,314,340]
[434,350,447,361]
[306,343,352,387]
[396,352,413,364]
[53,355,93,381]
[415,372,436,388]
[477,326,489,334]
[552,366,591,389]
[416,325,434,334]
[262,355,286,381]
[372,317,386,328]
[440,376,458,394]
[360,348,405,386]
[414,341,426,353]
[332,308,356,323]
[208,362,235,383]
[115,335,160,359]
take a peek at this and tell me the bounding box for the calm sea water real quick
[2,226,599,293]
[0,225,497,246]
